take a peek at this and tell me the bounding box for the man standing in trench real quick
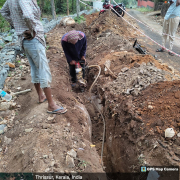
[0,0,67,114]
[156,0,180,56]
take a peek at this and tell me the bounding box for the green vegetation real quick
[0,10,11,32]
[0,3,11,32]
[136,7,154,12]
[78,160,89,171]
[74,15,86,24]
[37,0,92,16]
[0,0,91,32]
[46,45,50,50]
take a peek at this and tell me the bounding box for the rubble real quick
[0,102,11,111]
[61,17,76,26]
[107,62,180,96]
[4,136,11,145]
[0,124,6,134]
[165,128,175,138]
[67,149,77,158]
[66,155,75,168]
[25,128,33,133]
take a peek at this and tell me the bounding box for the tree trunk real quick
[67,0,69,16]
[39,0,44,17]
[51,0,56,19]
[72,0,73,13]
[76,0,80,18]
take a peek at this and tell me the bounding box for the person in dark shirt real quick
[61,30,87,86]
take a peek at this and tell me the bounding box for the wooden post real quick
[51,0,56,19]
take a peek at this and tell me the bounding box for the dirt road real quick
[128,9,180,72]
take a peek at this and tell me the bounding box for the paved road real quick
[127,10,180,72]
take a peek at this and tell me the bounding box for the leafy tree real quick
[0,0,6,7]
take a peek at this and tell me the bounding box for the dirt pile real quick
[97,80,180,172]
[80,11,180,175]
[107,61,180,96]
[88,51,180,173]
[87,64,180,174]
[87,10,137,38]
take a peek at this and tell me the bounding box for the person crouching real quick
[61,30,87,88]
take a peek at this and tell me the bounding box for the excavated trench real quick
[85,64,180,180]
[75,11,180,179]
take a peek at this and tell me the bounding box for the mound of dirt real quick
[78,12,180,174]
[83,12,99,26]
[87,10,137,39]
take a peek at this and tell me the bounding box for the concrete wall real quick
[138,0,154,8]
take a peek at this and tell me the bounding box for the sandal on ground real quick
[168,52,174,56]
[156,48,165,52]
[47,106,67,114]
[38,99,47,104]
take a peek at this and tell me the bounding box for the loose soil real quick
[0,9,180,178]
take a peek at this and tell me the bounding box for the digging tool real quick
[75,60,87,92]
[133,39,146,54]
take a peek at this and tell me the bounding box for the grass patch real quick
[0,14,10,32]
[74,15,86,24]
[136,7,153,12]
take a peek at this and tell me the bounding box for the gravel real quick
[107,62,180,96]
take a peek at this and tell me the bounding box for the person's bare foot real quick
[39,94,47,103]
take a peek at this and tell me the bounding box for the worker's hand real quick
[81,56,86,64]
[70,60,76,65]
[23,30,36,40]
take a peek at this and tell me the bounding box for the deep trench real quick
[83,69,141,179]
[84,66,180,180]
